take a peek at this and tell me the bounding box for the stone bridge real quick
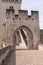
[0,46,43,65]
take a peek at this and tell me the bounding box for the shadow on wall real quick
[0,46,16,65]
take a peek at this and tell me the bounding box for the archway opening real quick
[13,26,34,50]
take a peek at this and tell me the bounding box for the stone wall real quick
[0,0,40,49]
[0,46,11,64]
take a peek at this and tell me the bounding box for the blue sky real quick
[21,0,43,29]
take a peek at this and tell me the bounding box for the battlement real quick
[2,0,22,3]
[31,11,39,19]
[6,9,39,20]
[28,11,39,20]
[6,7,15,15]
[31,11,38,14]
[6,9,28,15]
[18,10,28,15]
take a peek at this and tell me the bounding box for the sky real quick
[21,0,43,29]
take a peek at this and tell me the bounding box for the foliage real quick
[40,29,43,43]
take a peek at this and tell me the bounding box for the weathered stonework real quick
[0,0,40,49]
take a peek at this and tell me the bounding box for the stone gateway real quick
[0,0,40,49]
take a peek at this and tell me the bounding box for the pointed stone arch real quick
[11,25,34,49]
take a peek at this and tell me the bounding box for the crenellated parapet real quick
[6,9,28,21]
[18,10,28,16]
[6,9,39,21]
[6,7,15,15]
[2,0,22,3]
[28,11,39,20]
[31,11,39,20]
[6,9,28,15]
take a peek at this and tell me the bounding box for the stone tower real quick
[0,0,22,47]
[0,0,40,49]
